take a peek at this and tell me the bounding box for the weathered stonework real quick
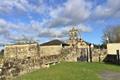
[2,41,65,80]
[4,43,39,60]
[65,27,90,62]
[40,45,62,57]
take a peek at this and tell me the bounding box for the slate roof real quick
[40,39,69,46]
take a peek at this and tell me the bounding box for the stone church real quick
[67,27,89,49]
[65,27,90,61]
[4,27,89,62]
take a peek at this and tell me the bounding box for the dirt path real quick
[99,70,120,80]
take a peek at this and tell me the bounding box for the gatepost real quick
[116,50,120,64]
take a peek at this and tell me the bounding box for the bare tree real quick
[15,35,37,44]
[103,26,120,43]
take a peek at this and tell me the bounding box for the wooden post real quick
[15,47,18,59]
[90,48,92,62]
[89,44,92,62]
[99,54,101,62]
[86,48,89,62]
[116,50,120,64]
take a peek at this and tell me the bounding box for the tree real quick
[15,36,37,44]
[0,49,4,59]
[103,26,120,43]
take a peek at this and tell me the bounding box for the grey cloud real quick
[0,0,93,44]
[0,0,47,16]
[0,18,37,43]
[36,23,91,39]
[0,0,28,13]
[1,0,117,44]
[95,0,120,18]
[0,17,92,44]
[42,0,92,32]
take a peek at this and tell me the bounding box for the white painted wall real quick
[107,43,120,55]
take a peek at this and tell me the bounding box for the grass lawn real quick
[16,62,120,80]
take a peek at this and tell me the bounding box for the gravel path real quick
[99,70,120,80]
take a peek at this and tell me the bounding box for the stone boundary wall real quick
[0,54,61,80]
[40,45,62,57]
[4,43,38,59]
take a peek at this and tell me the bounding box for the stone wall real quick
[40,45,62,57]
[4,43,39,59]
[92,49,107,62]
[4,44,64,59]
[2,44,63,80]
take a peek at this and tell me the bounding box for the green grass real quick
[17,62,120,80]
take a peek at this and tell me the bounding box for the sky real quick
[0,0,120,47]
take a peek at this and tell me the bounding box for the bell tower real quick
[69,27,78,40]
[68,27,79,48]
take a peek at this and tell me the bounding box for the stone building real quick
[103,43,120,64]
[4,39,69,60]
[67,27,89,49]
[4,27,90,62]
[66,27,90,62]
[107,43,120,55]
[40,39,69,57]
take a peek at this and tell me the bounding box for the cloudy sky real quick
[0,0,120,46]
